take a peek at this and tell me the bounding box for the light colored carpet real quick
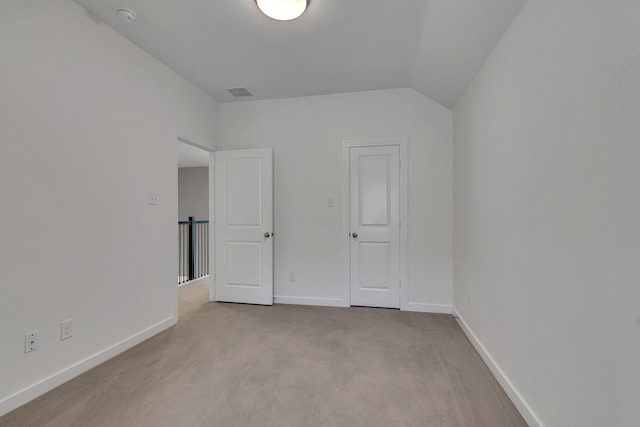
[0,281,526,426]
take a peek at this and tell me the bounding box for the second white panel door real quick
[350,145,400,308]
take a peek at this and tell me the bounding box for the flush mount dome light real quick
[256,0,308,21]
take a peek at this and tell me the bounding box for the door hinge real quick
[399,280,402,288]
[399,159,401,169]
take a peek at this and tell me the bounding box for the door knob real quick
[264,232,271,238]
[352,232,358,238]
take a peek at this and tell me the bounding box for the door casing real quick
[342,138,408,310]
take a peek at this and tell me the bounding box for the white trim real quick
[172,143,180,320]
[208,152,216,302]
[177,131,221,152]
[274,296,348,307]
[341,143,351,305]
[0,316,175,417]
[178,275,209,288]
[342,138,408,310]
[405,302,452,314]
[452,308,543,427]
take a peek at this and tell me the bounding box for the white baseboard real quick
[0,316,176,417]
[178,275,209,287]
[274,297,452,313]
[274,296,348,307]
[451,308,543,427]
[404,302,452,314]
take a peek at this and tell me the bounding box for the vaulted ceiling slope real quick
[74,0,526,109]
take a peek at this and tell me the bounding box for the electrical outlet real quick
[289,272,296,282]
[61,319,73,340]
[147,192,159,205]
[24,331,38,353]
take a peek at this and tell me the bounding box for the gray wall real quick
[221,88,452,310]
[453,0,640,425]
[178,167,209,221]
[0,0,219,415]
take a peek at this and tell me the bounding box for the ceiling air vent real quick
[227,87,253,97]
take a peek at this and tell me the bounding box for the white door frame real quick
[208,150,216,302]
[342,138,408,310]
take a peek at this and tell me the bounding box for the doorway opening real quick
[177,140,211,316]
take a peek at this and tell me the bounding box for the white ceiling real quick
[74,0,526,109]
[177,142,210,168]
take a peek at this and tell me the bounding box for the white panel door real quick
[215,149,273,305]
[350,145,400,308]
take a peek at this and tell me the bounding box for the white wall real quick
[453,0,640,425]
[221,89,452,311]
[178,167,209,221]
[0,0,219,415]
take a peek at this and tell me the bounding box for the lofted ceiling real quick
[74,0,526,109]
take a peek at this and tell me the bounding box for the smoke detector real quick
[116,8,136,24]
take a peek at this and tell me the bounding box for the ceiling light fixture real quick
[255,0,308,21]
